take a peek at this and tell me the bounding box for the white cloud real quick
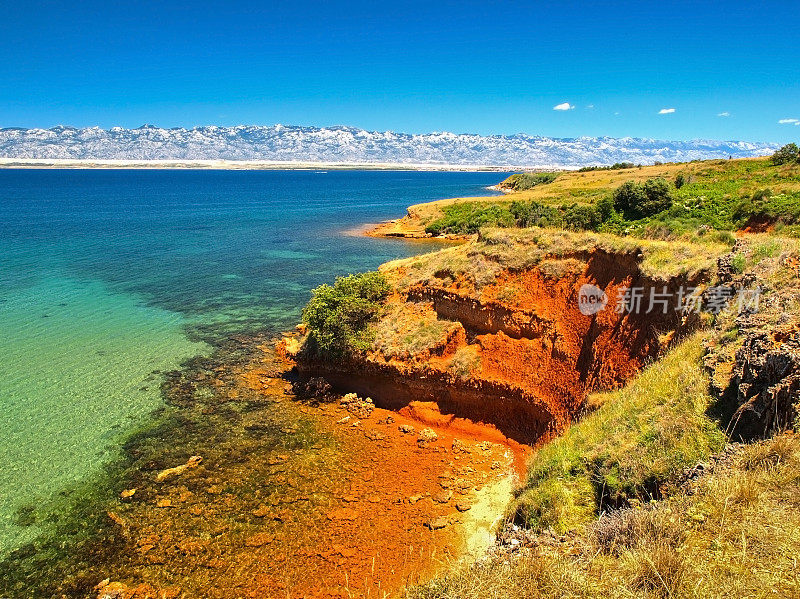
[553,102,575,111]
[586,104,595,109]
[717,112,730,117]
[778,118,800,125]
[658,108,676,114]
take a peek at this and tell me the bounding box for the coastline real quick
[0,158,517,172]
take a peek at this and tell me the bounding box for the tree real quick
[641,177,674,216]
[771,143,800,165]
[612,178,674,219]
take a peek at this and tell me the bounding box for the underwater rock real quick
[155,455,203,482]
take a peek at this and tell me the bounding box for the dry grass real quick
[448,346,481,380]
[410,433,800,599]
[385,228,728,294]
[371,302,462,361]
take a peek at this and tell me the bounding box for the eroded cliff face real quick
[298,246,707,446]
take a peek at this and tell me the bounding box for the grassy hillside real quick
[408,230,800,598]
[420,158,800,239]
[308,153,800,598]
[510,333,725,533]
[411,432,800,599]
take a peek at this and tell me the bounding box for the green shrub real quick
[509,200,563,228]
[425,203,514,235]
[751,188,773,202]
[731,253,747,274]
[612,178,674,219]
[501,172,559,191]
[732,191,800,227]
[771,143,800,165]
[595,196,616,221]
[564,204,603,231]
[302,272,390,357]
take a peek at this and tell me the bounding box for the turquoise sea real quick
[0,169,506,555]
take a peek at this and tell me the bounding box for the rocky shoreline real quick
[66,331,526,599]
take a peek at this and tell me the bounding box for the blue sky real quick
[1,0,798,142]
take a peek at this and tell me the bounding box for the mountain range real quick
[0,124,778,167]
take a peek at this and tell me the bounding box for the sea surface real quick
[0,168,506,555]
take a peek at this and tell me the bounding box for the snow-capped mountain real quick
[0,124,777,167]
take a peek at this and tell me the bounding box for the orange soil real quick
[306,252,697,452]
[97,348,522,599]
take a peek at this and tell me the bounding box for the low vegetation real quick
[422,158,800,239]
[372,302,461,361]
[411,433,800,599]
[510,334,724,532]
[393,227,729,292]
[577,161,637,172]
[499,172,558,191]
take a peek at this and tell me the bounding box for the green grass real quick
[423,158,800,239]
[509,333,725,533]
[500,172,559,191]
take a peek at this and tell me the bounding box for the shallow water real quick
[0,169,506,556]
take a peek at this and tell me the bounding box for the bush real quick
[509,200,562,228]
[595,196,615,221]
[732,191,800,227]
[564,204,603,231]
[502,172,559,191]
[642,177,674,215]
[301,272,390,357]
[771,143,800,165]
[425,203,514,235]
[612,178,674,219]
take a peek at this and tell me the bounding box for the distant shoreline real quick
[0,158,523,172]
